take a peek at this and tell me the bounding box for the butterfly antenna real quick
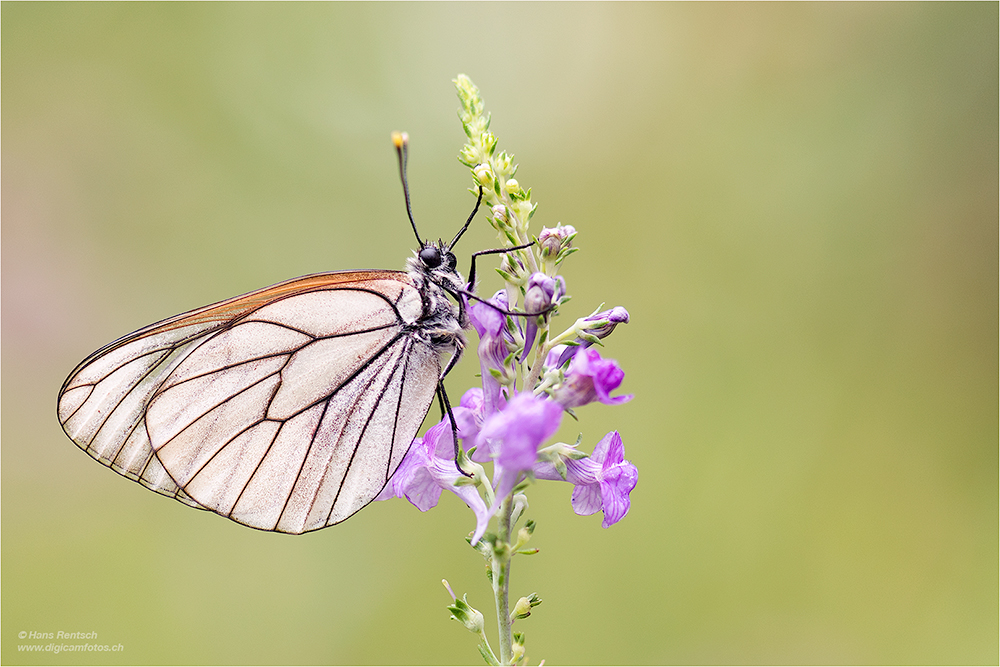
[448,185,484,250]
[392,131,423,246]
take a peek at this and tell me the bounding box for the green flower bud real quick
[448,594,485,634]
[495,151,515,175]
[474,163,495,187]
[510,592,542,621]
[511,493,528,526]
[511,597,532,620]
[512,633,526,664]
[459,145,479,168]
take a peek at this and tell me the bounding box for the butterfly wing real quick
[58,270,440,533]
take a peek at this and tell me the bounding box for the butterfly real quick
[57,132,522,534]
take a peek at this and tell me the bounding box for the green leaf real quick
[478,643,500,666]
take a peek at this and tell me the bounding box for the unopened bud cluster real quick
[455,74,537,281]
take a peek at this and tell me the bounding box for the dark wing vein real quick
[85,347,190,461]
[227,417,285,522]
[274,398,333,529]
[149,360,289,455]
[324,335,414,526]
[385,341,414,482]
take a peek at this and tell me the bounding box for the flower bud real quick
[511,493,529,526]
[510,593,542,621]
[482,131,498,156]
[550,306,630,369]
[474,163,494,187]
[538,225,577,261]
[459,146,479,167]
[491,204,508,223]
[447,594,485,634]
[511,641,525,664]
[495,151,514,174]
[583,306,629,338]
[522,273,566,361]
[504,178,520,194]
[523,273,563,316]
[511,597,532,620]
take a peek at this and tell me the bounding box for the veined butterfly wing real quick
[57,270,443,534]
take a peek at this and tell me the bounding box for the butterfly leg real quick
[435,380,471,477]
[466,241,535,291]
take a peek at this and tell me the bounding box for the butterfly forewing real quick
[58,270,441,533]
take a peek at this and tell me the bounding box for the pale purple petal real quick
[485,465,520,529]
[402,463,446,511]
[456,481,493,545]
[377,417,493,541]
[480,393,563,516]
[469,290,510,415]
[533,455,600,486]
[375,434,437,506]
[459,387,484,413]
[454,387,484,441]
[423,419,456,465]
[546,344,571,370]
[479,393,563,471]
[598,460,638,527]
[595,431,638,527]
[593,429,624,466]
[570,482,602,516]
[550,347,633,409]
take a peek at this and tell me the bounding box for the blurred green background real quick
[3,3,996,665]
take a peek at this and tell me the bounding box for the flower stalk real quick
[492,497,514,665]
[379,75,639,665]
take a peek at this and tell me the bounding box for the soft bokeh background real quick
[3,3,996,665]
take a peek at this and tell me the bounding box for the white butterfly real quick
[58,133,501,534]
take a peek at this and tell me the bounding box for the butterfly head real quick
[418,241,458,273]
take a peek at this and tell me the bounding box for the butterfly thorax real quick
[405,243,467,357]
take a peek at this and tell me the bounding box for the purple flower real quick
[521,273,565,362]
[478,392,563,471]
[377,419,492,539]
[473,393,563,541]
[468,290,512,415]
[453,387,504,464]
[453,387,484,442]
[550,306,630,369]
[550,347,633,409]
[534,431,638,528]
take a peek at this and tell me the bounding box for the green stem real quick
[524,338,550,393]
[492,496,514,665]
[478,629,500,666]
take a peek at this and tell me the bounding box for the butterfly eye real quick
[419,246,442,268]
[443,251,457,271]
